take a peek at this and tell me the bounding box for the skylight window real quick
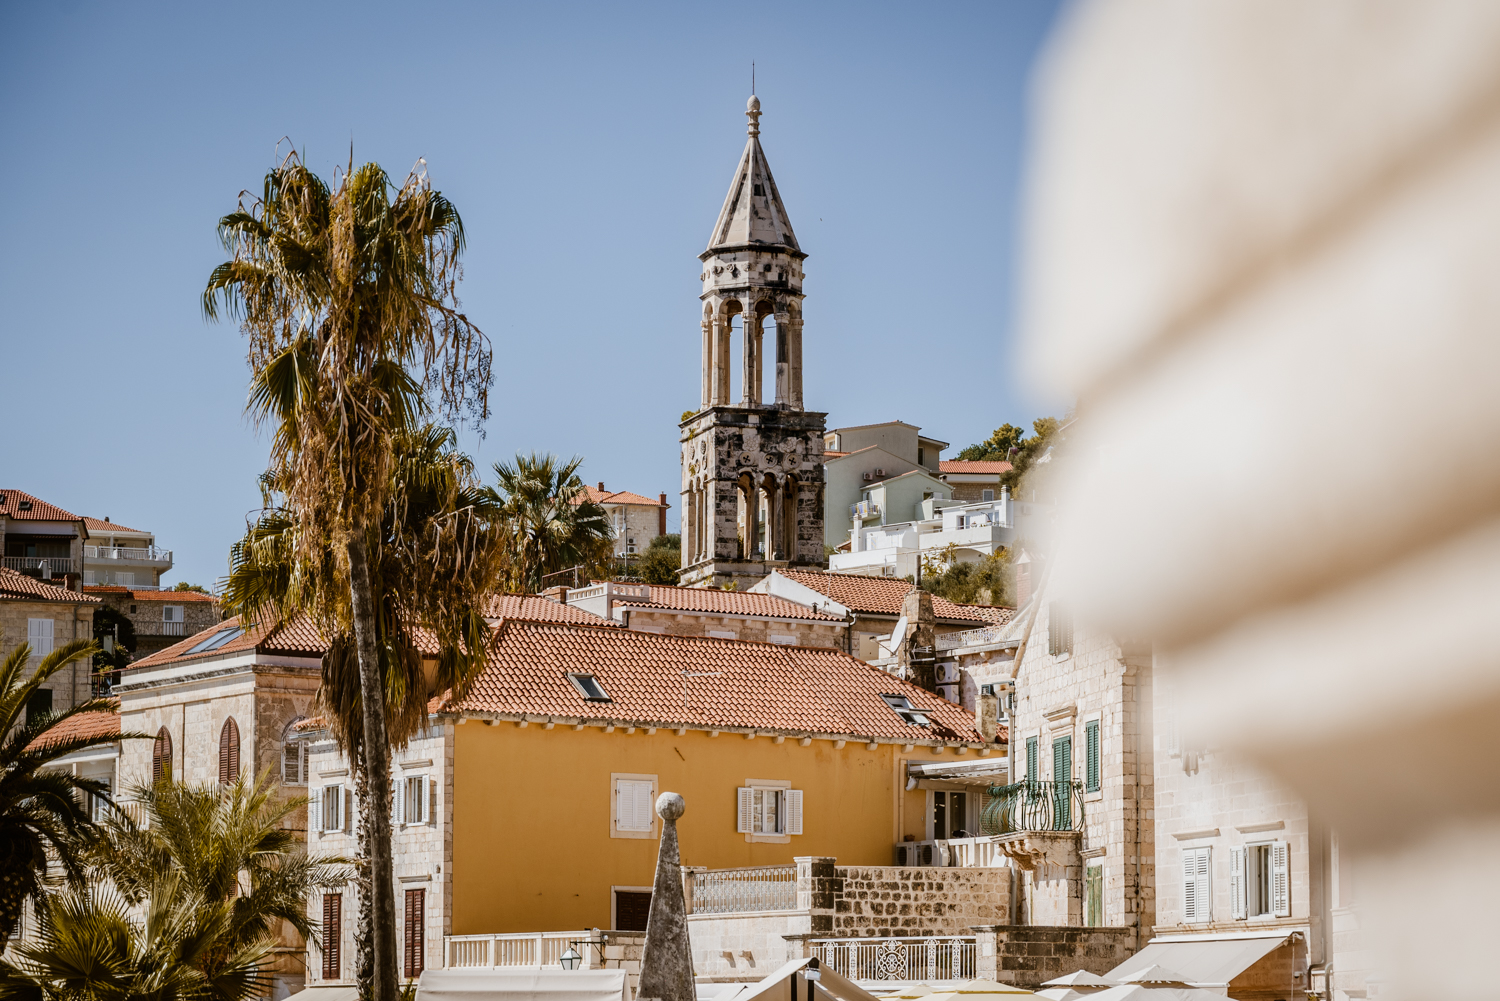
[567,673,611,702]
[881,693,931,727]
[187,626,244,655]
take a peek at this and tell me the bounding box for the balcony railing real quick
[813,936,976,983]
[690,865,797,914]
[2,557,73,576]
[137,621,187,637]
[850,501,880,520]
[444,931,589,970]
[84,545,172,563]
[895,837,1009,868]
[982,779,1085,835]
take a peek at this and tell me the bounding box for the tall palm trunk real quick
[348,534,397,1001]
[354,746,376,996]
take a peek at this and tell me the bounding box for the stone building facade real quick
[563,580,847,648]
[0,567,100,715]
[580,485,670,559]
[679,96,825,588]
[86,586,222,658]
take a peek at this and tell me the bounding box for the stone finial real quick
[637,792,695,1001]
[746,94,762,137]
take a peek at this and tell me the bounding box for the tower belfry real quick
[680,96,827,588]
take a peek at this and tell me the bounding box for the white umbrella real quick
[1083,965,1229,1001]
[1033,969,1114,1000]
[918,979,1036,999]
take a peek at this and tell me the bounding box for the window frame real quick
[1047,601,1073,657]
[1182,846,1212,923]
[567,672,611,702]
[401,774,431,826]
[321,784,346,833]
[281,719,308,785]
[611,773,658,840]
[1085,861,1105,927]
[737,779,801,842]
[26,618,54,659]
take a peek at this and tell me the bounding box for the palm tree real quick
[221,423,504,990]
[487,452,613,593]
[204,150,490,1001]
[1,773,351,1001]
[0,638,139,951]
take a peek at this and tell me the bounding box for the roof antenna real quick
[752,62,755,95]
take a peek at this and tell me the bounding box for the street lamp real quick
[559,946,582,971]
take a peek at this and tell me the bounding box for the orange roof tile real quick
[437,620,984,742]
[955,604,1016,626]
[578,486,668,507]
[773,570,989,624]
[484,593,614,625]
[129,614,324,669]
[0,567,101,604]
[0,490,84,523]
[82,517,148,534]
[612,583,843,621]
[84,586,218,603]
[26,702,122,750]
[939,460,1013,474]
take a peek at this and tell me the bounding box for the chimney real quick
[598,482,605,492]
[898,589,938,691]
[1015,551,1033,609]
[659,493,668,536]
[977,688,999,743]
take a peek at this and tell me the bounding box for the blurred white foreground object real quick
[1021,1,1500,997]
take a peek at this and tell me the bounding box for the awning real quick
[290,988,360,1001]
[1105,932,1295,989]
[416,968,628,1001]
[734,958,883,1001]
[906,758,1009,788]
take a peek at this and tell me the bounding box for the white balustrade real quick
[443,931,589,970]
[812,936,977,983]
[691,866,798,914]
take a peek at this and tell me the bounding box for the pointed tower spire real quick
[707,96,799,253]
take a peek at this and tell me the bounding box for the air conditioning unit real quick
[875,468,886,477]
[862,472,873,482]
[937,663,962,683]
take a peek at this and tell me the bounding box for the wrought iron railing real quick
[690,866,797,914]
[981,779,1085,835]
[813,936,976,982]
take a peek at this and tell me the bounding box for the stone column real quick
[794,856,839,936]
[772,478,785,560]
[700,318,713,410]
[740,310,756,406]
[774,311,791,406]
[638,793,694,1001]
[712,315,730,406]
[788,315,804,410]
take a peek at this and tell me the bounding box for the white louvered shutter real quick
[616,780,652,832]
[1230,846,1247,920]
[28,618,54,657]
[427,775,436,826]
[1182,850,1198,921]
[392,777,402,825]
[1272,841,1291,916]
[736,787,754,834]
[785,790,803,835]
[344,787,353,832]
[1197,848,1212,921]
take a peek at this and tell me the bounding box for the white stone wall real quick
[624,609,844,649]
[0,597,96,712]
[303,721,454,986]
[606,503,664,557]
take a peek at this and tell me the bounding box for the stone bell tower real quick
[679,95,827,589]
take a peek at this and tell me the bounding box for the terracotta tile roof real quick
[82,517,147,534]
[579,485,668,507]
[26,702,122,750]
[823,451,849,459]
[129,614,324,669]
[611,583,843,622]
[938,460,1013,474]
[954,604,1017,626]
[0,490,84,523]
[0,567,101,604]
[437,620,983,742]
[773,570,989,624]
[84,586,219,603]
[483,593,613,625]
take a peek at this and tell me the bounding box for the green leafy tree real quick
[172,583,212,595]
[1,773,351,1001]
[955,417,1062,496]
[204,149,490,1001]
[92,606,137,675]
[222,424,504,992]
[0,638,142,951]
[921,549,1014,607]
[485,453,612,593]
[634,534,682,585]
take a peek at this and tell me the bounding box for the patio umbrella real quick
[1033,970,1114,1000]
[915,978,1036,999]
[1083,964,1230,1001]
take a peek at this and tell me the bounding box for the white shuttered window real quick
[736,787,804,836]
[1271,841,1291,917]
[1230,846,1247,920]
[616,780,654,832]
[321,785,345,833]
[27,619,54,658]
[1182,846,1211,923]
[403,776,431,825]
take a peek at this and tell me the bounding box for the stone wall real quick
[583,930,646,998]
[831,866,1013,937]
[608,503,666,558]
[93,591,222,657]
[625,609,845,649]
[0,596,95,712]
[972,925,1136,988]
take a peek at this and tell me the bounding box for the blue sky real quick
[0,0,1065,589]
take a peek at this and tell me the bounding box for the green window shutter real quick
[1052,736,1072,829]
[1086,720,1101,792]
[1026,736,1038,780]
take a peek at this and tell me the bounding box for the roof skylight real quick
[567,673,611,702]
[881,693,931,727]
[186,626,244,655]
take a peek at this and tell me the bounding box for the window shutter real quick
[785,789,803,835]
[1230,845,1247,920]
[322,893,341,980]
[392,777,402,825]
[282,741,301,785]
[633,781,653,831]
[404,888,426,978]
[736,787,753,834]
[1026,736,1038,780]
[1272,840,1291,916]
[427,775,436,826]
[1182,850,1197,921]
[219,718,240,785]
[1085,720,1101,792]
[344,787,353,832]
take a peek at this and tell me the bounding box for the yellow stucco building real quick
[300,617,994,983]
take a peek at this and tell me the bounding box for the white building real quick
[832,487,1044,578]
[822,422,949,552]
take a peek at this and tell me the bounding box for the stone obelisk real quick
[636,792,695,1001]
